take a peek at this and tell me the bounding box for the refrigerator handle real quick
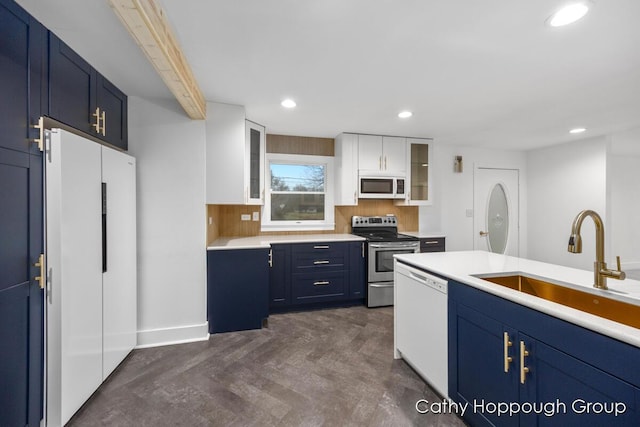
[102,182,107,273]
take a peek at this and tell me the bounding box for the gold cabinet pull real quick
[313,260,330,265]
[101,110,106,136]
[34,254,45,289]
[313,281,330,286]
[384,155,387,170]
[520,341,530,384]
[92,107,101,134]
[503,332,513,373]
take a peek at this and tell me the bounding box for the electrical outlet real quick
[252,211,260,221]
[208,217,212,225]
[466,209,474,218]
[241,214,251,221]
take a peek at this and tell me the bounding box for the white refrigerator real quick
[45,129,137,426]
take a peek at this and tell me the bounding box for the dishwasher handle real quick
[397,262,448,293]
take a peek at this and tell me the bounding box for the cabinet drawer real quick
[420,237,445,253]
[291,242,348,269]
[292,253,346,270]
[291,241,347,254]
[292,271,347,303]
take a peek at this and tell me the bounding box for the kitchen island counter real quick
[395,250,640,348]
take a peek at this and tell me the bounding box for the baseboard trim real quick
[136,322,209,349]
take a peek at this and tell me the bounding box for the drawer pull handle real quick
[314,281,330,286]
[423,240,440,245]
[520,341,530,384]
[313,260,330,265]
[313,245,330,249]
[503,332,513,373]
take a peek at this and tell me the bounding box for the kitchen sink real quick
[475,273,640,329]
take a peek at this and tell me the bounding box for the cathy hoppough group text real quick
[415,398,627,418]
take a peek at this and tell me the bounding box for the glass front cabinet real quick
[245,120,265,205]
[396,138,433,206]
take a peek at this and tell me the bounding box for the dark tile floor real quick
[67,306,466,426]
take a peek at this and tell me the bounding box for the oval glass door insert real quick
[487,183,509,254]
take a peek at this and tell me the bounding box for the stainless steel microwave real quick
[359,176,405,199]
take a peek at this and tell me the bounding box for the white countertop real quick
[402,231,446,239]
[208,233,365,250]
[395,250,640,348]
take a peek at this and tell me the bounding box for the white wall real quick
[128,97,208,347]
[609,127,640,270]
[420,144,527,256]
[527,136,607,270]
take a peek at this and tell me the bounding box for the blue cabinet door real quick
[449,300,519,427]
[348,241,365,299]
[207,249,269,333]
[269,244,290,308]
[49,32,96,136]
[519,334,640,427]
[0,0,45,424]
[96,74,128,150]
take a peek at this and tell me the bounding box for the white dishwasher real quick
[394,260,448,398]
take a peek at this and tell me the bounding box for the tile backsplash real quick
[207,200,418,243]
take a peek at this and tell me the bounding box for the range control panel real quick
[351,215,398,227]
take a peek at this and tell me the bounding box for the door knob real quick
[479,231,489,236]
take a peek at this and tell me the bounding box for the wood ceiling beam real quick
[107,0,206,119]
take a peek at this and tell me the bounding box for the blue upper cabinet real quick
[449,280,640,427]
[49,33,128,150]
[96,74,128,149]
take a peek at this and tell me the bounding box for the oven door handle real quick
[369,243,419,248]
[369,283,394,288]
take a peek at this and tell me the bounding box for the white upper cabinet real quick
[334,133,359,206]
[357,134,406,176]
[396,138,433,206]
[206,102,265,204]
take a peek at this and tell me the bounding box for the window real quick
[262,154,334,231]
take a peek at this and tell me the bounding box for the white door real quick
[46,129,103,426]
[474,167,519,256]
[101,147,137,379]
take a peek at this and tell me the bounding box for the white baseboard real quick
[136,322,209,349]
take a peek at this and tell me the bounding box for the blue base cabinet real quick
[269,241,365,313]
[449,281,640,426]
[207,249,269,333]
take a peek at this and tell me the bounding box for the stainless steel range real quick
[351,215,420,307]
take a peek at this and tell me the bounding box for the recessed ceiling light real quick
[398,111,413,119]
[547,2,590,27]
[281,99,296,108]
[569,127,587,134]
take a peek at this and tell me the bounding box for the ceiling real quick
[16,0,640,150]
